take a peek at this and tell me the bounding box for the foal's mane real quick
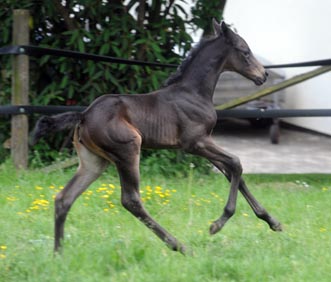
[163,35,218,87]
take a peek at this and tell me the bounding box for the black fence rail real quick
[1,44,331,69]
[1,105,331,119]
[0,105,86,115]
[0,45,178,69]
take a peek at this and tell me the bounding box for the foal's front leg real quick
[190,137,282,233]
[187,137,243,234]
[238,178,282,231]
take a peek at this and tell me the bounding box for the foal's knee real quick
[230,155,243,176]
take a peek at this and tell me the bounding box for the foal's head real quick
[214,20,268,85]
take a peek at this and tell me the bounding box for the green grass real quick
[0,162,330,282]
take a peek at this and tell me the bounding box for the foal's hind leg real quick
[54,139,108,251]
[112,135,186,253]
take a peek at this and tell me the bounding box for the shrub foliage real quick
[0,0,225,171]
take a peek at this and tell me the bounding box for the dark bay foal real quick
[32,20,282,254]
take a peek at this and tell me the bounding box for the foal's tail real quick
[30,112,82,145]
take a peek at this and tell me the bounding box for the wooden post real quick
[11,9,30,169]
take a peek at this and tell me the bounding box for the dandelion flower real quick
[97,187,107,192]
[6,196,17,202]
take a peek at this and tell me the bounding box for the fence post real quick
[11,9,30,169]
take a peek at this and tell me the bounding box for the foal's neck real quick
[180,38,229,99]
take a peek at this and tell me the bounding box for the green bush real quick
[141,149,212,176]
[0,0,224,170]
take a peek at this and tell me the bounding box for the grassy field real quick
[0,162,330,281]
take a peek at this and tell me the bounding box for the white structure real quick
[224,0,331,135]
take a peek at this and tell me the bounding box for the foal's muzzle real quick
[253,71,268,86]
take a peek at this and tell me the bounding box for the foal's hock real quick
[32,20,281,254]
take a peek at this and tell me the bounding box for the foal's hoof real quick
[209,221,223,235]
[177,245,194,257]
[176,244,187,255]
[168,241,187,255]
[270,222,283,232]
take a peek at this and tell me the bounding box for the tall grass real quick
[0,162,330,281]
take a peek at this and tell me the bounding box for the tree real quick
[191,0,226,36]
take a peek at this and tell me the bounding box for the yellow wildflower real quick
[6,196,17,202]
[155,186,163,191]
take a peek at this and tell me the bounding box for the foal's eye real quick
[243,51,250,58]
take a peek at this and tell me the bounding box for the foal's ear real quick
[213,18,222,35]
[213,18,230,38]
[221,21,229,33]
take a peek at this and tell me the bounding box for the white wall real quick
[224,0,331,135]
